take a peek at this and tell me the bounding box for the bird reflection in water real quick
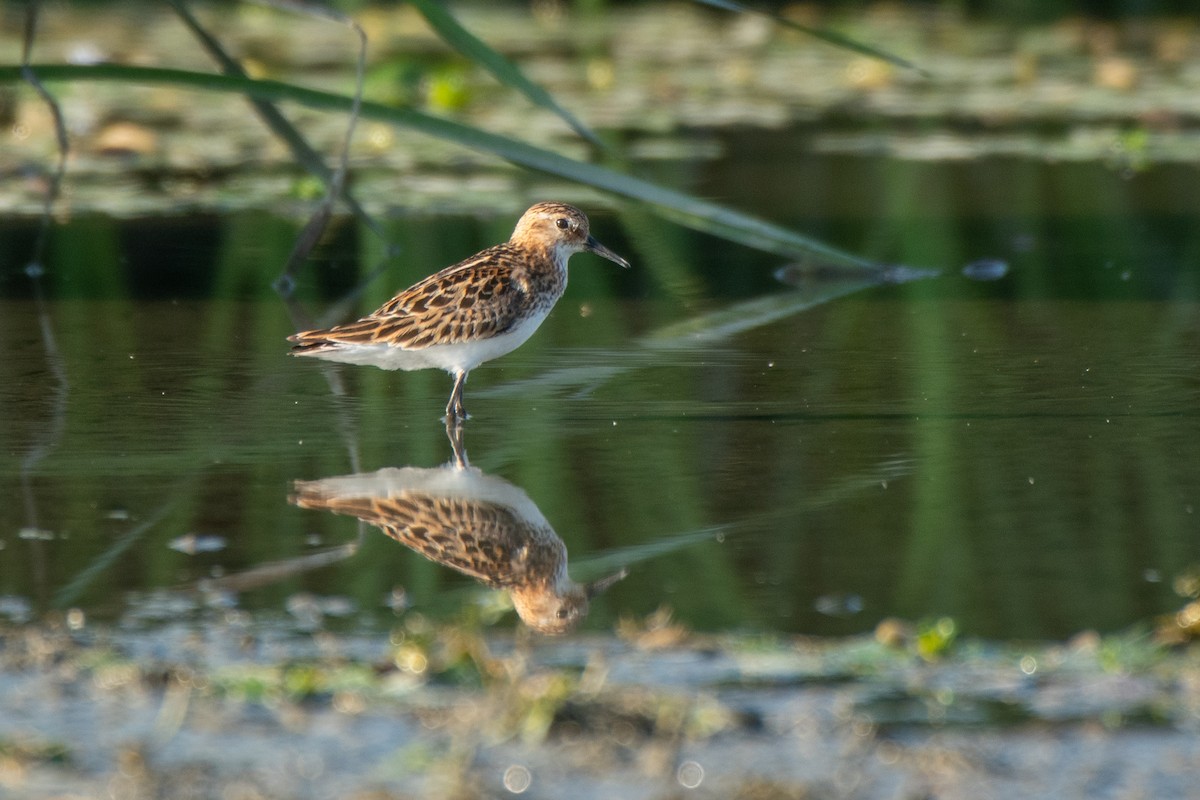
[290,421,627,634]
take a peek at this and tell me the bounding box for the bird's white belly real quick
[302,306,552,374]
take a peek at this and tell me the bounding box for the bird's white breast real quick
[299,304,553,375]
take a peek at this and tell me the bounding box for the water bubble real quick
[18,527,54,541]
[272,274,296,296]
[1176,602,1200,628]
[168,533,227,555]
[386,587,409,613]
[961,259,1009,281]
[815,593,864,617]
[503,764,532,793]
[319,595,357,617]
[286,592,325,629]
[876,742,901,765]
[202,588,238,610]
[0,596,32,623]
[676,760,704,789]
[395,647,428,675]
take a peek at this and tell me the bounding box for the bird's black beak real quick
[586,235,631,269]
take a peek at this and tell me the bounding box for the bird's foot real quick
[442,404,470,424]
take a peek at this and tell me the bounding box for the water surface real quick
[2,149,1198,642]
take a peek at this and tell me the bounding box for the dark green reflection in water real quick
[1,156,1198,640]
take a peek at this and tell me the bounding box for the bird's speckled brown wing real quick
[291,489,558,588]
[289,244,535,351]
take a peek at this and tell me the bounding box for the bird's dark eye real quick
[556,608,569,619]
[555,218,570,230]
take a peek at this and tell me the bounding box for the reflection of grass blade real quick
[54,501,178,609]
[0,64,866,265]
[18,280,69,535]
[195,543,360,595]
[644,273,877,346]
[575,526,727,578]
[407,0,607,150]
[484,272,884,398]
[18,4,73,562]
[669,456,912,539]
[696,0,929,77]
[578,457,911,575]
[786,456,913,512]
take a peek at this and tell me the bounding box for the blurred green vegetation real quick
[48,1,1200,20]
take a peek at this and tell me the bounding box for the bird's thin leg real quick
[443,416,469,469]
[445,369,469,421]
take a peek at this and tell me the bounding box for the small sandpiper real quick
[288,202,630,419]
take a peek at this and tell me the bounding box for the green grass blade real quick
[696,0,929,76]
[406,0,608,150]
[1,63,875,266]
[167,0,384,240]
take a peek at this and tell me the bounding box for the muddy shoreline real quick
[2,616,1198,798]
